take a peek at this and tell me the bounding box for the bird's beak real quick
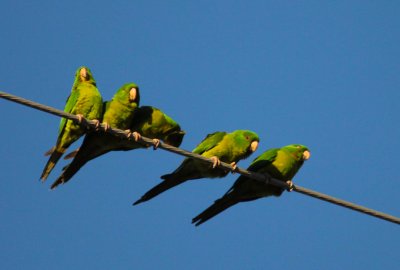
[129,88,137,102]
[303,150,311,160]
[250,141,259,152]
[79,68,88,80]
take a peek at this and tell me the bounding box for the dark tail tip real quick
[132,198,144,206]
[50,177,64,190]
[191,215,202,226]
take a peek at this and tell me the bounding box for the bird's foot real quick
[125,130,141,141]
[103,122,111,132]
[230,162,237,174]
[152,139,160,150]
[286,180,294,192]
[132,132,141,142]
[210,156,221,168]
[76,114,84,124]
[124,129,133,139]
[92,119,101,131]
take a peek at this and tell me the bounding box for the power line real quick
[1,90,399,225]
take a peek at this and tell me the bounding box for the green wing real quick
[58,90,79,135]
[247,148,279,172]
[192,131,227,154]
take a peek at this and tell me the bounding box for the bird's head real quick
[164,130,186,147]
[115,83,140,107]
[76,66,96,84]
[284,144,311,161]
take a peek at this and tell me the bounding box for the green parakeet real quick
[40,66,103,181]
[192,144,311,226]
[129,106,185,148]
[50,82,140,189]
[133,130,260,205]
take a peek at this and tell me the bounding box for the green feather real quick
[192,144,310,226]
[40,66,103,181]
[192,132,227,154]
[50,83,140,189]
[133,129,260,205]
[130,106,185,147]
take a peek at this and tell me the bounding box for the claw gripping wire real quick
[1,90,399,225]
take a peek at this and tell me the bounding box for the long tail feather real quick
[40,148,65,181]
[63,148,79,160]
[50,157,87,190]
[133,174,185,205]
[50,147,107,190]
[44,146,55,156]
[192,194,238,226]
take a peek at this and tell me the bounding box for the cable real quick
[1,90,399,225]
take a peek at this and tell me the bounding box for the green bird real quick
[129,106,186,148]
[133,130,260,205]
[51,105,185,189]
[192,144,311,226]
[50,83,140,189]
[63,105,185,158]
[40,66,103,181]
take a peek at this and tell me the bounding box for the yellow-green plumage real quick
[50,83,140,189]
[40,66,103,181]
[192,144,311,226]
[133,130,260,205]
[130,106,185,147]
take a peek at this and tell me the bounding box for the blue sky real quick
[1,1,399,269]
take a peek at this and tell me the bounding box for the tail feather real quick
[44,146,55,156]
[133,174,185,205]
[40,148,65,181]
[50,134,117,189]
[50,147,101,190]
[63,148,79,160]
[192,194,238,226]
[50,174,66,190]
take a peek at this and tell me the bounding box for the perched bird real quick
[129,106,185,148]
[133,130,260,205]
[53,105,185,190]
[63,105,185,158]
[192,144,311,226]
[50,83,140,189]
[40,66,103,181]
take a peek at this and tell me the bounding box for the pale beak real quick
[303,150,311,160]
[129,88,137,102]
[79,68,88,80]
[250,141,259,152]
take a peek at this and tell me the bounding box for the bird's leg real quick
[76,114,84,124]
[230,162,237,174]
[124,129,133,139]
[152,139,160,150]
[76,114,91,130]
[210,156,221,168]
[91,119,101,130]
[125,131,141,142]
[132,132,141,142]
[103,122,111,131]
[286,180,294,192]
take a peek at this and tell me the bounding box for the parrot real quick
[191,144,311,226]
[40,66,103,181]
[63,105,185,158]
[50,105,185,189]
[50,82,140,189]
[129,106,186,148]
[133,130,260,205]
